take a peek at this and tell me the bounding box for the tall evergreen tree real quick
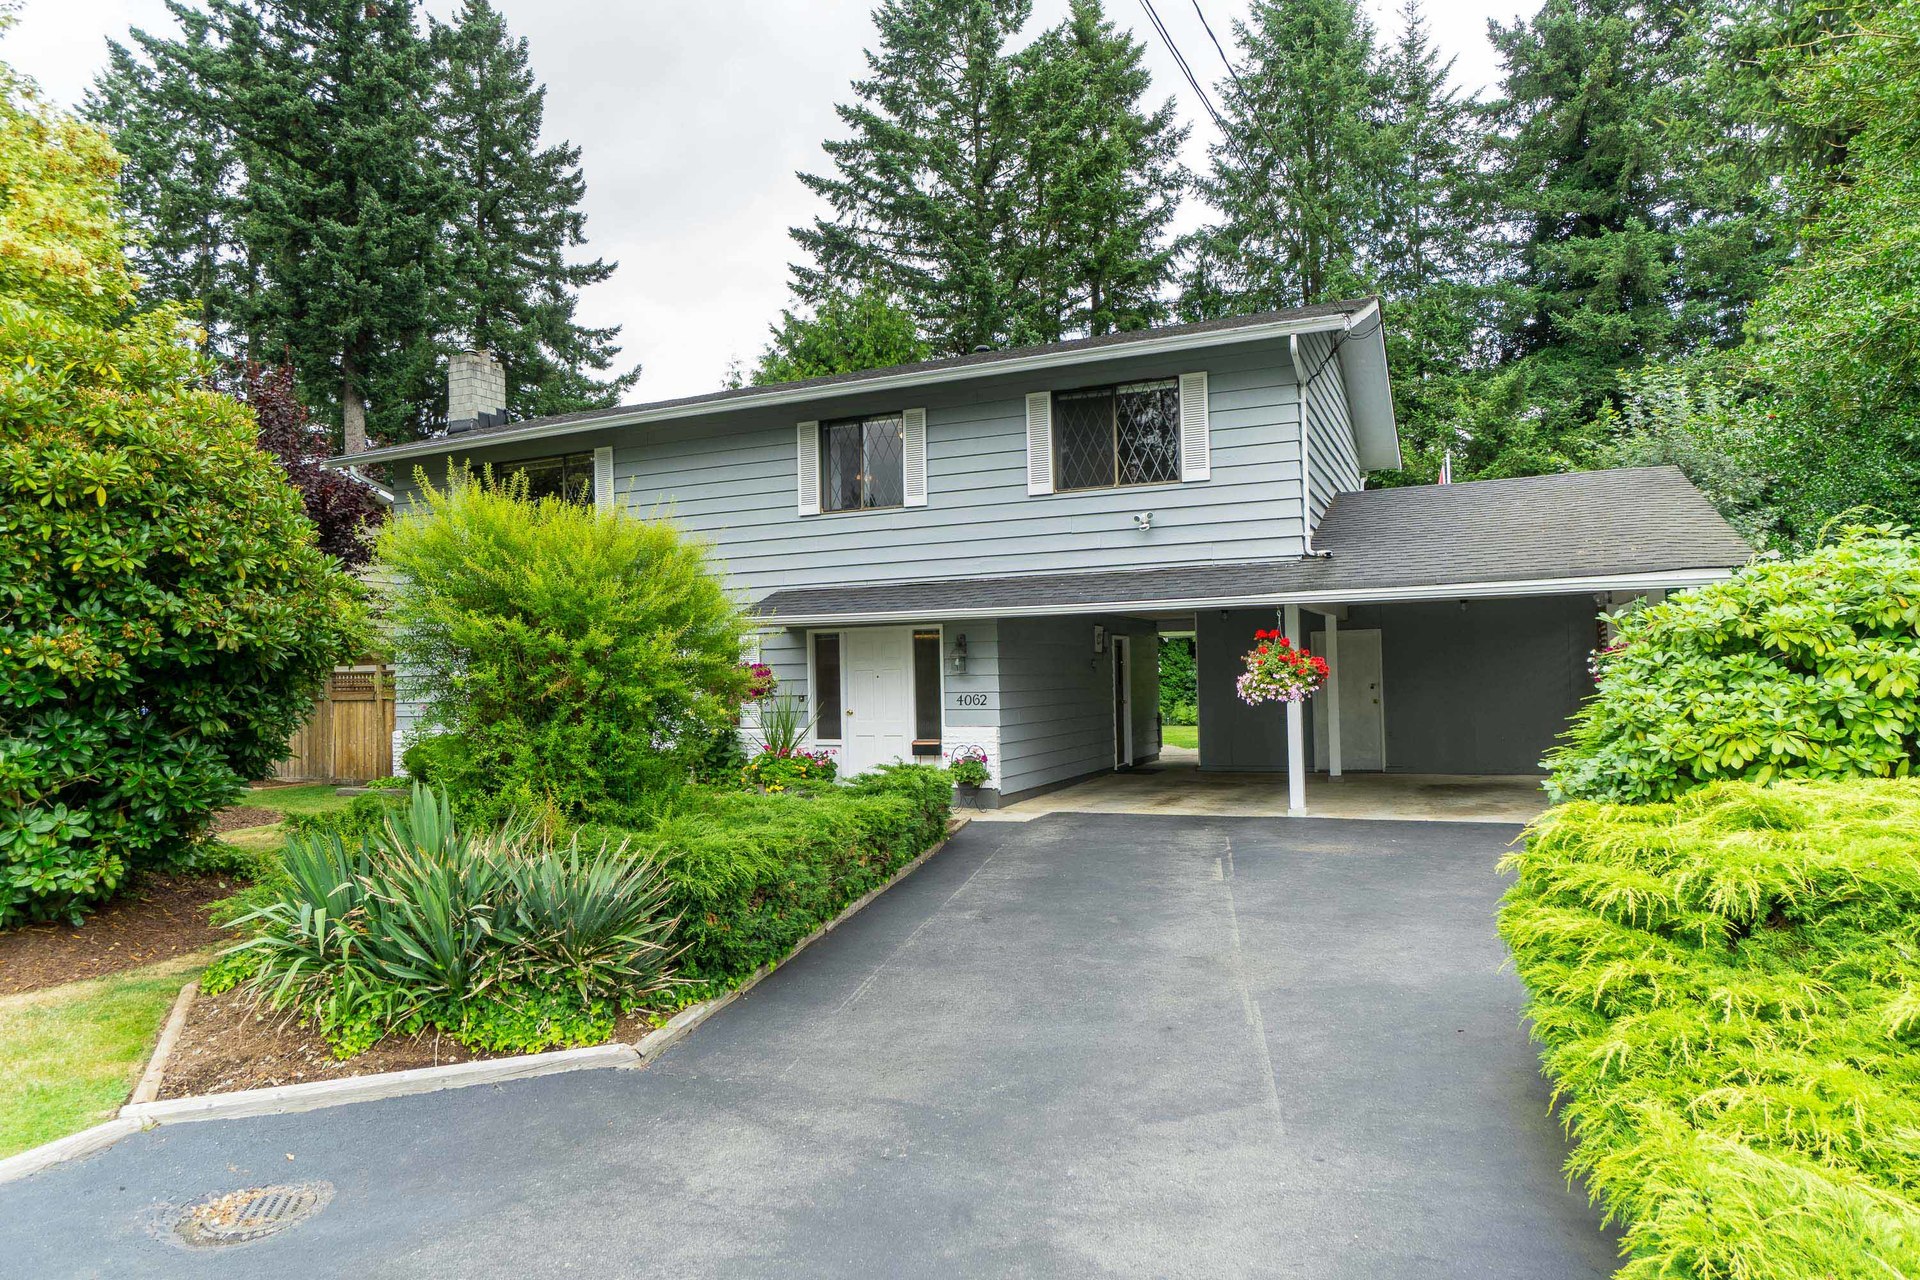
[85,9,251,358]
[1368,0,1487,482]
[427,0,635,421]
[211,0,448,452]
[793,0,1032,354]
[89,0,628,448]
[750,281,930,384]
[1010,0,1186,340]
[1182,0,1384,317]
[1480,0,1708,455]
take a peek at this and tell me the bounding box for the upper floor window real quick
[502,450,595,504]
[1054,379,1181,491]
[821,413,905,511]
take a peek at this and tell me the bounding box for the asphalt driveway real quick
[0,814,1616,1278]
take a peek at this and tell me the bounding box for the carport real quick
[754,468,1754,815]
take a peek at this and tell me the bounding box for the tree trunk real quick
[341,351,368,456]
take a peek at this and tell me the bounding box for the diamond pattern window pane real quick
[821,420,864,511]
[863,417,905,508]
[820,414,904,510]
[1116,382,1180,485]
[1054,388,1115,490]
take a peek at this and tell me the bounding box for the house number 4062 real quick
[953,693,988,707]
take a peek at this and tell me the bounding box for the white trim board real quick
[327,309,1371,468]
[758,567,1737,627]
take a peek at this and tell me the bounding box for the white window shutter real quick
[1179,371,1211,482]
[1025,392,1053,495]
[593,446,615,512]
[902,407,928,507]
[796,421,820,516]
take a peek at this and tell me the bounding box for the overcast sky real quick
[10,0,1520,400]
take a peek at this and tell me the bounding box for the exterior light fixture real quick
[950,633,968,674]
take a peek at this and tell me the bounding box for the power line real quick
[1135,0,1231,141]
[1190,0,1248,103]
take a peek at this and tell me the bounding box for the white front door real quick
[842,627,915,776]
[1312,628,1386,771]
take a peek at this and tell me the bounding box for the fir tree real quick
[1371,0,1486,482]
[1182,0,1385,316]
[86,8,251,359]
[1481,0,1704,453]
[1009,0,1186,339]
[220,0,449,452]
[792,0,1033,354]
[751,283,930,384]
[427,0,634,421]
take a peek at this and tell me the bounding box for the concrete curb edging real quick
[0,1119,142,1186]
[128,979,198,1108]
[120,1043,643,1127]
[0,813,968,1184]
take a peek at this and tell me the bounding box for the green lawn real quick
[243,782,357,820]
[1163,724,1198,750]
[0,957,204,1157]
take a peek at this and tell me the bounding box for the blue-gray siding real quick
[1343,596,1594,774]
[397,347,1313,602]
[996,616,1158,798]
[1299,331,1362,534]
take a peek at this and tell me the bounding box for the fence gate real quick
[272,664,396,784]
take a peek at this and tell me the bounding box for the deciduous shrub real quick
[1500,780,1920,1279]
[1546,527,1920,804]
[579,764,952,999]
[376,472,752,820]
[212,785,679,1056]
[1158,636,1197,725]
[0,66,357,926]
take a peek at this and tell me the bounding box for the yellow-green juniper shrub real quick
[376,469,752,820]
[1547,527,1920,804]
[1500,779,1920,1279]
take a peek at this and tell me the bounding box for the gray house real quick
[335,299,1752,811]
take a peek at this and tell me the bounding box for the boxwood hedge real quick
[579,764,953,1000]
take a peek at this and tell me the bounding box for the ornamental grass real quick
[1500,779,1920,1279]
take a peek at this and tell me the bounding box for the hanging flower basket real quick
[1235,628,1329,706]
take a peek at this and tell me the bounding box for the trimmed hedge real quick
[1500,780,1920,1279]
[579,765,952,999]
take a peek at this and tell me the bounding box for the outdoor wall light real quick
[950,633,968,674]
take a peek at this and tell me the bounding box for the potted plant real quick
[1234,628,1329,705]
[948,752,990,800]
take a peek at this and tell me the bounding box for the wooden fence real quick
[272,664,397,784]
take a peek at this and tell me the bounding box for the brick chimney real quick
[446,349,507,434]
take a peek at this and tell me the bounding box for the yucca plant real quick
[222,783,680,1055]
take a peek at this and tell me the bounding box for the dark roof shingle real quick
[753,466,1753,621]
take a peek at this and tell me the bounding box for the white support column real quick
[1324,611,1342,778]
[1283,604,1307,815]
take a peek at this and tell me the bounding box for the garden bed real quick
[0,873,242,997]
[154,985,655,1099]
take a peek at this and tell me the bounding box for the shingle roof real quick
[753,467,1754,622]
[333,299,1376,465]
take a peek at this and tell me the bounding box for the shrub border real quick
[0,816,968,1185]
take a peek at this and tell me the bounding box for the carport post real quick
[1323,612,1341,778]
[1283,604,1307,815]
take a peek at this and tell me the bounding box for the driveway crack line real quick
[1219,828,1287,1137]
[829,847,1005,1019]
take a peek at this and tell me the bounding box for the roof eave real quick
[322,307,1371,469]
[753,565,1740,628]
[1336,300,1401,472]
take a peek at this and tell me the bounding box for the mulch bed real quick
[0,801,286,998]
[209,806,283,835]
[0,872,246,998]
[158,987,655,1098]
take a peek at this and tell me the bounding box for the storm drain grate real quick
[172,1182,333,1248]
